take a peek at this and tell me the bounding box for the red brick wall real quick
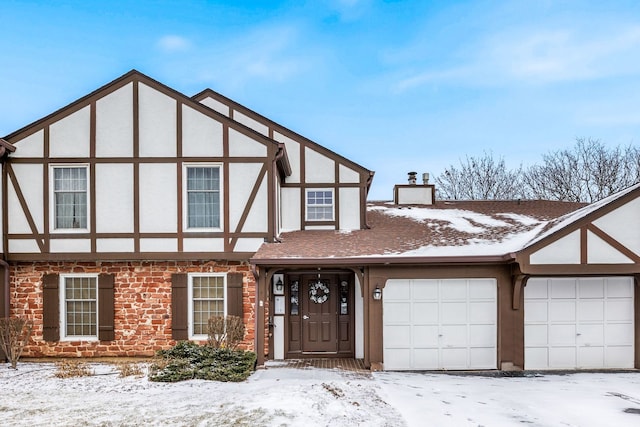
[10,260,257,358]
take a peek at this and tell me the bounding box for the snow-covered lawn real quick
[1,361,639,426]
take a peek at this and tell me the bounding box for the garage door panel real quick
[441,348,468,368]
[440,302,467,323]
[441,324,467,346]
[412,280,438,299]
[525,324,548,346]
[525,301,548,322]
[412,325,439,347]
[384,349,412,371]
[550,279,576,298]
[525,347,548,370]
[385,302,411,323]
[607,300,634,321]
[469,301,496,322]
[549,301,576,322]
[469,324,496,346]
[578,278,604,298]
[549,347,577,368]
[469,348,496,369]
[578,346,604,368]
[440,280,467,299]
[413,349,439,369]
[469,279,497,298]
[383,325,411,347]
[607,277,633,296]
[413,302,439,323]
[579,324,604,345]
[579,300,604,321]
[384,280,411,300]
[525,276,634,370]
[605,323,634,345]
[549,324,576,345]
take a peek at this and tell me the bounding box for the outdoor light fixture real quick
[275,277,284,293]
[372,286,382,300]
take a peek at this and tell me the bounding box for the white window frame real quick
[305,188,334,221]
[187,273,227,340]
[59,273,99,341]
[49,164,90,233]
[182,163,223,232]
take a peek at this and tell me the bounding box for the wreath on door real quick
[309,281,330,304]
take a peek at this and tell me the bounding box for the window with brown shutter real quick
[227,272,244,318]
[42,273,60,342]
[98,274,115,341]
[171,273,188,340]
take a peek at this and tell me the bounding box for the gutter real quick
[250,253,517,267]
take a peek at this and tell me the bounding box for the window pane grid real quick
[187,167,220,228]
[64,277,97,337]
[192,276,224,335]
[54,167,87,229]
[307,190,334,221]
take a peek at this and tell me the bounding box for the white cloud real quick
[157,35,191,52]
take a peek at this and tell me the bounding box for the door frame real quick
[284,271,355,358]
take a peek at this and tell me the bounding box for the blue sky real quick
[2,0,640,200]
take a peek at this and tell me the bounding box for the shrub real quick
[148,341,256,383]
[0,317,34,369]
[116,362,144,378]
[54,360,94,378]
[207,315,245,350]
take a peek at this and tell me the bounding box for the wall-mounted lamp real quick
[372,286,382,300]
[273,274,285,295]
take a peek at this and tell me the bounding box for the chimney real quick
[422,172,429,185]
[408,171,417,185]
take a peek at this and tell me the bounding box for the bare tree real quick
[435,152,525,200]
[524,138,640,202]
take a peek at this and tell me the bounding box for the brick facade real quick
[10,260,258,358]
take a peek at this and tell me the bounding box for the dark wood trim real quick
[334,161,341,230]
[7,252,256,262]
[512,274,528,310]
[8,231,269,240]
[90,101,97,253]
[523,264,640,275]
[133,80,140,253]
[43,126,50,252]
[9,156,270,164]
[2,161,7,255]
[223,123,230,252]
[580,226,588,264]
[6,164,45,252]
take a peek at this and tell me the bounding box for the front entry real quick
[286,273,354,357]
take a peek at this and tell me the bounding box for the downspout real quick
[271,144,286,243]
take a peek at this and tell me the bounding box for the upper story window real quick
[306,189,334,221]
[60,274,98,340]
[188,274,226,339]
[185,165,221,230]
[53,166,88,230]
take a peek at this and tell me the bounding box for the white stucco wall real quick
[593,197,640,256]
[50,239,91,253]
[530,230,581,264]
[228,163,267,232]
[181,104,224,157]
[139,163,177,232]
[183,238,224,252]
[274,132,300,184]
[339,164,360,183]
[49,106,91,158]
[198,96,230,116]
[228,129,267,157]
[96,238,135,253]
[11,130,43,158]
[233,111,269,136]
[339,187,361,230]
[587,231,634,263]
[95,163,134,233]
[139,238,177,252]
[304,148,335,183]
[138,83,176,157]
[280,187,301,231]
[9,164,43,234]
[96,83,133,157]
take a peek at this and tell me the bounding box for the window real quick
[188,274,226,338]
[185,166,221,229]
[52,166,88,230]
[306,189,334,221]
[60,275,98,339]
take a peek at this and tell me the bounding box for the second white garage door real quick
[525,277,635,370]
[383,278,497,370]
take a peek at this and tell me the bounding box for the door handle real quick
[303,315,309,320]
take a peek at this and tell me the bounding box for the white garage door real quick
[525,277,634,370]
[383,278,497,370]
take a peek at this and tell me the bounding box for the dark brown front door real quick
[302,277,337,352]
[286,272,354,357]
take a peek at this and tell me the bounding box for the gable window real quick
[52,166,88,230]
[306,189,334,221]
[60,275,98,340]
[188,274,226,339]
[185,165,221,229]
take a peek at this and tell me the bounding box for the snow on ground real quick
[1,361,640,427]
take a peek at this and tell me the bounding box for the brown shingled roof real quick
[251,199,585,263]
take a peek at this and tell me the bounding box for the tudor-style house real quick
[1,70,639,371]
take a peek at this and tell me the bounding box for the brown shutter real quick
[227,272,244,317]
[171,273,188,340]
[42,273,60,342]
[98,274,115,341]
